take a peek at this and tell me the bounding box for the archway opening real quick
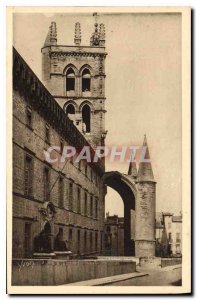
[103,172,136,256]
[82,104,91,133]
[104,187,124,256]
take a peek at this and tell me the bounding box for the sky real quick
[13,12,182,217]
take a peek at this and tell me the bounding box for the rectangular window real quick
[43,167,50,201]
[45,123,50,144]
[24,155,33,196]
[84,231,87,253]
[84,192,87,216]
[26,107,32,128]
[77,230,80,254]
[77,187,81,213]
[90,232,93,252]
[69,182,73,210]
[24,223,32,258]
[168,232,172,242]
[69,229,72,243]
[59,177,64,208]
[95,198,98,219]
[90,196,93,217]
[95,232,98,251]
[176,233,181,243]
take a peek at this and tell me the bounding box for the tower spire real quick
[128,161,137,179]
[74,22,81,46]
[44,22,57,47]
[137,135,154,182]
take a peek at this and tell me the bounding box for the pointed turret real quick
[128,161,137,179]
[135,135,156,257]
[44,22,57,47]
[74,22,81,46]
[137,135,154,182]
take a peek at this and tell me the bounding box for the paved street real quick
[107,266,182,286]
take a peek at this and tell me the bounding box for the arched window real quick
[82,69,91,92]
[82,104,91,133]
[66,68,75,92]
[65,104,75,115]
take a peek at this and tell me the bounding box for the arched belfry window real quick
[82,69,91,92]
[66,68,75,92]
[65,104,75,115]
[82,104,91,133]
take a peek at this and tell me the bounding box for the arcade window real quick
[82,104,91,133]
[65,103,75,115]
[82,69,91,92]
[66,68,75,91]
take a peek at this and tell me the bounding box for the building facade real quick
[155,212,182,257]
[104,214,124,256]
[12,21,107,259]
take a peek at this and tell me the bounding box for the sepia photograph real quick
[6,6,191,294]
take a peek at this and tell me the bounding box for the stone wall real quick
[161,258,182,268]
[12,259,136,285]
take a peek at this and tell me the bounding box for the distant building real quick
[104,213,124,256]
[155,212,182,257]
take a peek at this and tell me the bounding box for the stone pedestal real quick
[139,256,161,268]
[135,240,156,257]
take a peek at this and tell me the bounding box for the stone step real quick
[62,272,148,286]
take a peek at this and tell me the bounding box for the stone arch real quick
[102,171,137,256]
[63,100,78,113]
[63,64,79,76]
[79,64,94,76]
[79,100,94,112]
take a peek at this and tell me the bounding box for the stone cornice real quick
[54,96,106,100]
[13,47,104,176]
[50,51,107,59]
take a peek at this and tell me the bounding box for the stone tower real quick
[41,20,107,148]
[135,135,156,257]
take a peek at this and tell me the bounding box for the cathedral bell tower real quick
[41,17,107,149]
